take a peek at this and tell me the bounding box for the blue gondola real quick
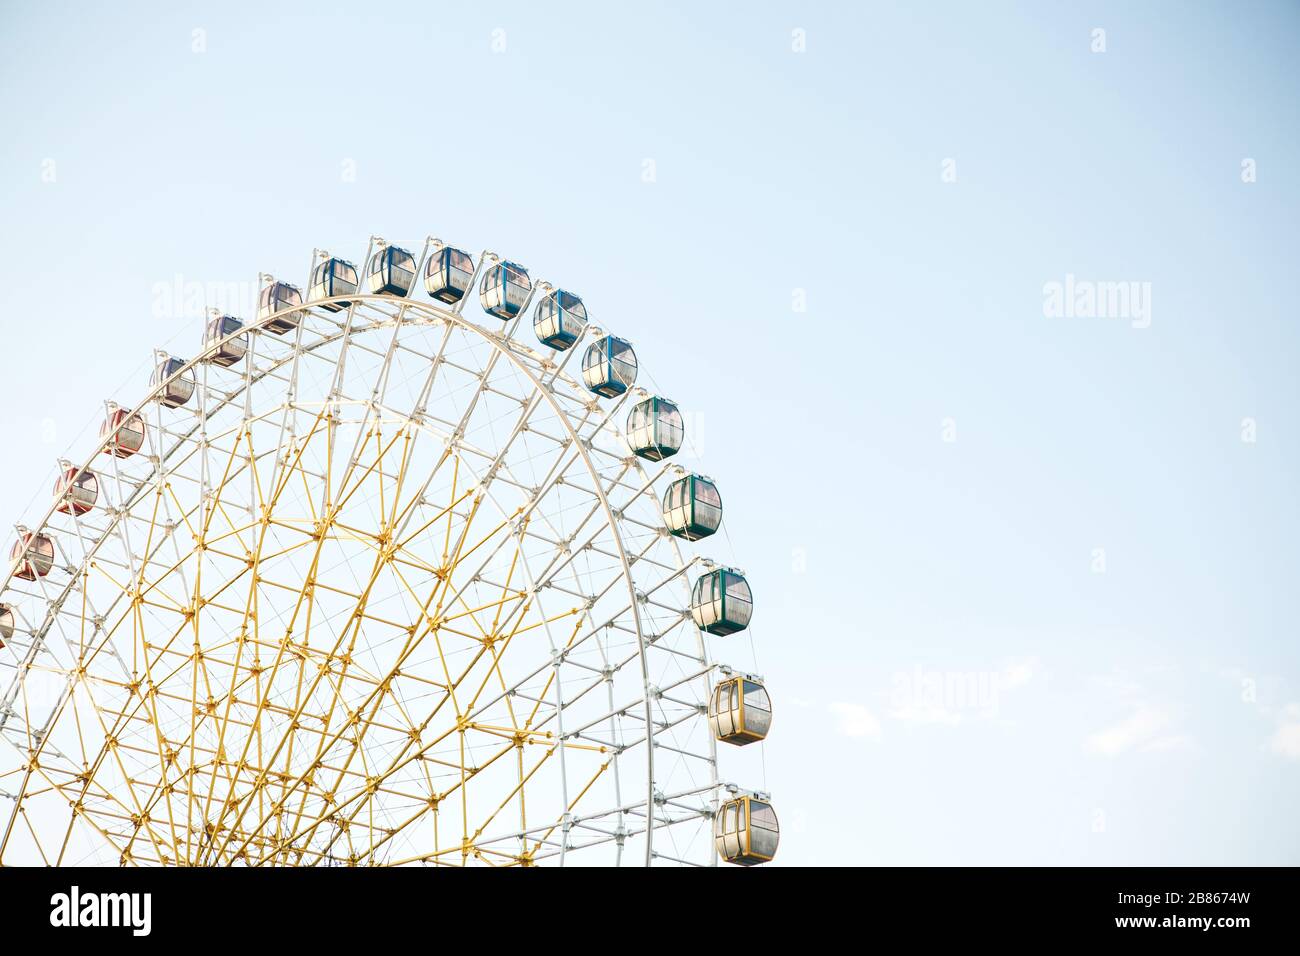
[662,473,721,540]
[425,246,475,304]
[582,335,637,397]
[533,289,588,350]
[309,257,359,311]
[690,567,753,635]
[626,396,682,460]
[367,246,416,296]
[479,260,532,319]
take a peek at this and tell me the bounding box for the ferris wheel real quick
[0,237,778,867]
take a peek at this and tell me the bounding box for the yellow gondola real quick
[715,795,779,866]
[708,676,772,745]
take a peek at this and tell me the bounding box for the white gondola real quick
[53,467,98,516]
[582,335,637,397]
[309,257,359,312]
[626,396,683,461]
[100,407,144,458]
[11,531,54,581]
[258,281,304,334]
[708,676,772,745]
[479,260,532,319]
[424,246,474,304]
[0,603,13,647]
[151,357,195,408]
[662,473,721,540]
[203,315,247,367]
[533,289,587,350]
[715,796,779,866]
[367,246,416,297]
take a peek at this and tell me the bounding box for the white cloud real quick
[1269,704,1300,758]
[1086,707,1174,756]
[828,701,882,739]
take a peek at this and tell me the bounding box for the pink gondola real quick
[11,531,54,581]
[100,408,145,459]
[53,467,99,516]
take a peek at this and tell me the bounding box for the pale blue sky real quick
[2,1,1298,865]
